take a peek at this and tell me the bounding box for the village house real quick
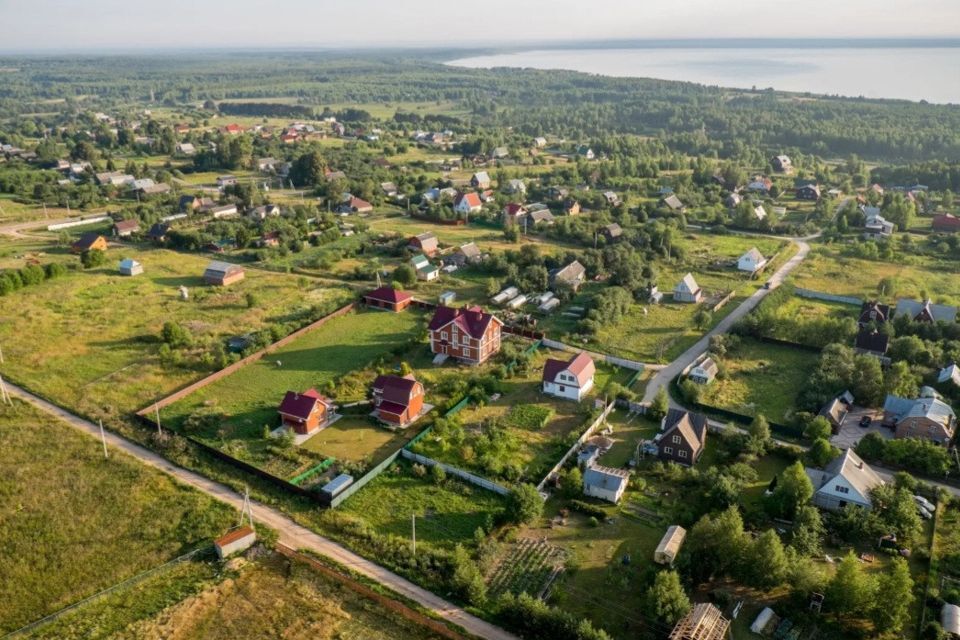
[203,261,245,286]
[363,286,413,312]
[668,603,730,640]
[737,247,767,273]
[533,136,547,148]
[506,179,527,195]
[661,194,685,213]
[118,258,143,277]
[549,260,587,291]
[410,254,439,281]
[818,391,854,433]
[939,364,960,388]
[859,300,891,327]
[673,273,703,303]
[380,181,398,198]
[175,142,196,156]
[71,233,108,254]
[933,213,960,233]
[147,222,170,243]
[542,351,596,401]
[428,305,502,364]
[582,464,630,503]
[248,204,280,220]
[340,195,373,214]
[688,355,718,385]
[216,175,237,188]
[257,231,280,248]
[453,192,483,216]
[372,374,425,427]
[209,204,239,219]
[278,389,333,435]
[796,183,821,201]
[530,209,555,225]
[725,192,743,209]
[602,223,623,243]
[751,204,768,222]
[896,298,958,324]
[805,448,883,511]
[222,124,243,135]
[576,145,595,160]
[854,327,890,359]
[656,409,708,466]
[502,202,528,225]
[563,198,581,216]
[471,171,491,189]
[883,391,956,444]
[95,171,134,187]
[113,219,140,237]
[771,154,793,173]
[746,176,773,194]
[409,232,439,257]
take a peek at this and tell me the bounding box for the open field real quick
[0,194,83,223]
[0,400,234,635]
[0,245,350,420]
[698,337,821,423]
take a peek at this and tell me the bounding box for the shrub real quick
[507,404,552,429]
[569,499,607,520]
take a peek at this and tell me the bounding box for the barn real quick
[203,260,245,286]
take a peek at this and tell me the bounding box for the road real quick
[641,238,811,404]
[5,381,518,640]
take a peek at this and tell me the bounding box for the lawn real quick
[698,337,820,423]
[0,244,349,421]
[301,415,417,466]
[0,400,235,635]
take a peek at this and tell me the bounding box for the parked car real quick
[859,415,872,428]
[914,495,935,512]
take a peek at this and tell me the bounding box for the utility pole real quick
[99,419,108,459]
[154,403,163,436]
[0,374,10,405]
[411,513,416,556]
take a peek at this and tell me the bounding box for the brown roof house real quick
[656,409,708,466]
[113,219,140,238]
[372,374,426,427]
[278,389,333,436]
[409,232,439,257]
[203,261,245,286]
[428,305,502,365]
[71,233,108,254]
[363,286,413,312]
[549,260,586,291]
[542,352,595,401]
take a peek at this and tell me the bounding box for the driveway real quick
[830,406,891,450]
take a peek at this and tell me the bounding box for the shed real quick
[439,291,457,306]
[943,604,960,637]
[750,607,777,634]
[654,525,686,565]
[118,258,143,276]
[203,261,245,286]
[321,473,354,499]
[214,525,256,559]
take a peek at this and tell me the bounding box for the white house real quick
[411,254,439,281]
[118,258,143,277]
[542,352,596,401]
[738,247,767,273]
[688,355,718,385]
[673,273,703,303]
[805,449,884,512]
[938,364,960,387]
[582,464,630,504]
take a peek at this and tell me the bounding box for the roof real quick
[884,394,956,425]
[215,525,255,547]
[669,603,730,640]
[604,223,623,237]
[943,604,960,635]
[939,364,960,386]
[933,213,960,230]
[819,397,848,425]
[472,171,491,183]
[676,273,700,294]
[119,258,141,269]
[72,233,105,250]
[428,305,501,340]
[661,409,708,452]
[655,525,686,560]
[855,328,889,354]
[896,298,958,323]
[114,219,140,232]
[815,448,884,499]
[503,202,527,216]
[205,260,243,276]
[278,389,327,420]
[662,194,684,210]
[859,301,890,323]
[373,374,421,405]
[147,222,170,238]
[455,192,482,208]
[543,351,595,386]
[411,232,438,249]
[692,356,718,377]
[741,247,764,263]
[365,286,412,304]
[552,260,586,285]
[458,242,481,259]
[530,210,555,223]
[583,465,630,490]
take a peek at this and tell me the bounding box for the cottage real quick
[737,247,767,273]
[533,136,547,148]
[688,355,718,385]
[603,191,621,207]
[550,260,587,291]
[668,603,730,640]
[364,286,413,312]
[471,171,491,189]
[725,192,743,209]
[439,291,456,306]
[657,409,708,466]
[859,301,891,326]
[542,352,595,401]
[71,233,108,254]
[342,195,373,213]
[796,184,821,200]
[428,305,502,364]
[502,202,528,224]
[582,464,630,504]
[221,124,243,136]
[896,298,958,324]
[576,145,595,160]
[883,393,956,444]
[454,192,483,215]
[451,242,482,266]
[118,258,143,277]
[563,199,581,216]
[214,526,256,559]
[113,219,140,238]
[216,175,237,187]
[248,204,280,220]
[380,181,398,198]
[818,394,852,432]
[771,154,793,173]
[147,222,170,243]
[854,327,890,358]
[661,194,684,212]
[602,223,623,243]
[654,525,686,565]
[747,177,773,194]
[278,389,332,435]
[203,261,245,286]
[673,273,703,303]
[506,179,527,195]
[411,254,439,281]
[530,209,555,225]
[409,232,439,257]
[372,374,425,427]
[491,146,509,160]
[933,213,960,233]
[806,449,884,511]
[864,215,895,239]
[938,364,960,387]
[176,142,196,156]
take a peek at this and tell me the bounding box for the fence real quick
[401,450,511,496]
[329,447,405,508]
[536,401,616,494]
[46,215,113,231]
[3,546,212,639]
[136,302,355,416]
[710,290,736,313]
[540,338,648,371]
[409,212,467,226]
[794,287,862,307]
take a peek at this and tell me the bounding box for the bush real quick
[569,499,607,520]
[506,484,543,524]
[496,592,612,640]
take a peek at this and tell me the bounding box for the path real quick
[5,381,517,640]
[641,238,811,404]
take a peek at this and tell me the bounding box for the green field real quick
[0,400,234,635]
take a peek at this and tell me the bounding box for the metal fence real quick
[536,401,616,494]
[400,450,511,496]
[329,448,405,508]
[795,287,862,306]
[540,338,647,371]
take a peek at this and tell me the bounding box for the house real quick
[576,145,595,160]
[859,301,891,327]
[796,184,821,201]
[657,409,708,466]
[751,205,768,222]
[818,393,853,432]
[364,286,413,312]
[454,192,483,215]
[737,247,767,273]
[380,181,398,198]
[324,169,347,182]
[602,223,623,242]
[854,328,890,358]
[428,305,503,364]
[410,254,439,281]
[563,199,581,216]
[455,242,482,265]
[688,355,718,385]
[533,136,547,148]
[248,204,280,220]
[530,209,555,225]
[896,298,958,324]
[95,171,134,187]
[71,233,107,254]
[506,179,527,195]
[471,171,491,189]
[864,214,895,239]
[222,124,243,135]
[550,260,587,291]
[746,177,773,194]
[654,525,686,565]
[147,222,170,243]
[883,393,956,444]
[502,202,528,224]
[113,219,140,237]
[209,204,238,219]
[805,448,884,511]
[582,464,630,504]
[725,192,743,208]
[673,273,703,303]
[668,603,730,640]
[372,374,425,427]
[933,214,960,233]
[203,261,245,286]
[542,352,596,401]
[118,258,143,276]
[938,364,960,387]
[661,194,685,212]
[771,154,793,173]
[491,146,509,160]
[342,195,373,213]
[216,175,237,188]
[256,157,277,172]
[603,191,621,207]
[409,232,439,257]
[214,526,256,560]
[278,388,332,435]
[139,182,171,197]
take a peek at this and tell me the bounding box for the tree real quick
[560,466,583,499]
[645,570,691,625]
[807,437,839,468]
[649,386,669,420]
[507,484,543,524]
[289,150,326,187]
[686,507,747,580]
[773,461,814,517]
[451,545,487,605]
[161,321,192,347]
[871,557,913,633]
[748,530,790,587]
[692,308,712,330]
[804,416,833,441]
[80,249,106,269]
[746,414,771,455]
[393,263,416,287]
[790,505,825,556]
[826,553,876,617]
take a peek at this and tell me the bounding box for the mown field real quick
[0,244,349,421]
[0,400,234,635]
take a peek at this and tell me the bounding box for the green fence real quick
[329,448,404,508]
[625,366,646,388]
[290,457,335,486]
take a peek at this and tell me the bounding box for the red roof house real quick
[502,202,528,224]
[372,374,425,427]
[454,192,483,215]
[542,352,596,401]
[223,123,243,135]
[934,214,960,233]
[363,286,413,312]
[347,196,373,213]
[278,388,332,435]
[428,305,503,364]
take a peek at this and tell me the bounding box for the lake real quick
[448,46,960,104]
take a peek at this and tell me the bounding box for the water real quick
[448,46,960,104]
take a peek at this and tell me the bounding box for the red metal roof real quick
[365,286,412,304]
[455,192,482,208]
[278,388,327,420]
[373,374,420,405]
[428,305,500,340]
[215,525,255,546]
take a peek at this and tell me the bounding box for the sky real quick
[1,0,959,52]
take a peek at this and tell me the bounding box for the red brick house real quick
[933,214,960,233]
[278,388,332,435]
[657,409,708,466]
[363,286,413,312]
[428,305,503,364]
[372,374,425,427]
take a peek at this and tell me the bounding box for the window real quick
[441,331,447,340]
[664,447,673,455]
[559,385,565,392]
[835,485,849,494]
[672,435,681,444]
[678,450,688,458]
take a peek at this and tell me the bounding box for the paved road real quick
[641,239,811,404]
[5,381,517,640]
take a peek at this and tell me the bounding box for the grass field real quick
[0,400,234,635]
[301,415,415,466]
[0,194,85,223]
[0,245,349,420]
[698,337,821,423]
